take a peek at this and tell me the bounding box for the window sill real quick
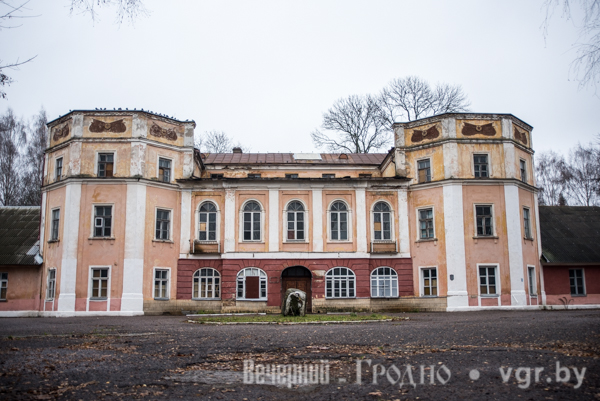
[571,294,587,297]
[523,237,534,241]
[480,294,499,298]
[326,240,352,244]
[236,298,268,302]
[472,236,499,239]
[192,298,221,301]
[284,240,308,244]
[153,239,174,244]
[421,295,439,298]
[371,296,399,299]
[45,298,55,302]
[47,239,60,244]
[241,241,265,244]
[89,298,108,301]
[325,297,356,300]
[153,298,170,301]
[88,237,115,241]
[416,238,437,243]
[0,299,6,302]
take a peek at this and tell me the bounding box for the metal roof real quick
[0,207,42,266]
[539,206,600,264]
[201,153,387,166]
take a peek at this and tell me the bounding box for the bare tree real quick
[563,143,600,206]
[535,150,570,205]
[20,108,46,205]
[542,0,600,89]
[0,108,26,205]
[196,130,249,153]
[311,94,390,153]
[379,76,470,124]
[70,0,148,24]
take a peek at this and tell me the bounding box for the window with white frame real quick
[46,269,56,300]
[520,159,527,182]
[373,202,391,241]
[329,201,348,241]
[325,267,355,298]
[370,267,398,297]
[90,268,109,299]
[198,202,217,241]
[242,201,262,241]
[479,266,497,296]
[418,208,434,239]
[474,154,489,178]
[193,268,220,299]
[527,266,536,296]
[94,206,112,237]
[475,205,493,236]
[55,157,63,181]
[158,158,172,182]
[523,207,532,239]
[286,201,305,241]
[569,269,585,296]
[97,153,114,177]
[0,272,7,300]
[422,268,437,296]
[50,209,60,241]
[417,159,431,183]
[154,269,169,300]
[236,268,267,300]
[155,209,171,240]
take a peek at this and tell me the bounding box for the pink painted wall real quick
[0,266,42,311]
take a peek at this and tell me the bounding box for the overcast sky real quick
[2,0,599,154]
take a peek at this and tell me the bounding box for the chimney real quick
[233,147,242,153]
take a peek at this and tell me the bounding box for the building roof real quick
[201,153,388,166]
[0,207,42,266]
[539,206,600,264]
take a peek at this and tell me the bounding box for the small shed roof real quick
[539,206,600,264]
[0,206,41,266]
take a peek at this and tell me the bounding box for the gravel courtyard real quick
[0,310,599,400]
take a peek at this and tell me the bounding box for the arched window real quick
[237,268,267,300]
[193,268,220,299]
[373,202,391,241]
[198,202,217,241]
[329,201,348,241]
[243,201,262,241]
[370,267,398,298]
[325,267,355,298]
[286,201,305,241]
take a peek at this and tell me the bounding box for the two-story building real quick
[35,109,542,316]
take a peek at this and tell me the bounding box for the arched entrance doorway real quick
[281,266,312,312]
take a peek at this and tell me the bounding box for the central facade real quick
[38,110,541,316]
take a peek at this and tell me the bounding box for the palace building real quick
[28,109,544,316]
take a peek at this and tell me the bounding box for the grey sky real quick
[2,0,598,154]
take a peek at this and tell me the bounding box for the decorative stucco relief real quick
[411,125,440,143]
[89,119,127,133]
[52,123,69,142]
[462,122,496,137]
[513,125,528,146]
[150,122,177,141]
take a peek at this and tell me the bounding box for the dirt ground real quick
[0,310,599,400]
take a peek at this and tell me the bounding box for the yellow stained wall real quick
[80,143,131,177]
[457,143,506,179]
[405,146,445,183]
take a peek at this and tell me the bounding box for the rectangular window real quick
[97,153,114,178]
[520,159,527,182]
[285,173,298,178]
[47,269,56,300]
[156,209,171,240]
[422,268,437,296]
[476,205,493,236]
[247,173,261,178]
[0,273,7,300]
[51,209,60,241]
[90,268,109,299]
[55,157,63,181]
[419,208,434,239]
[528,266,536,296]
[474,154,489,178]
[569,269,585,296]
[417,159,431,183]
[322,174,335,179]
[158,158,171,182]
[154,269,169,299]
[523,208,532,239]
[479,266,497,295]
[94,206,112,237]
